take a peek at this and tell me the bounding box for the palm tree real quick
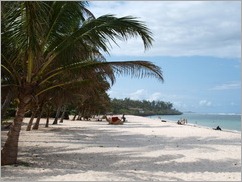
[1,1,163,165]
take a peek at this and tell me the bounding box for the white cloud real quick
[199,100,212,107]
[148,92,162,101]
[89,1,241,58]
[172,101,188,110]
[211,81,241,90]
[129,89,147,100]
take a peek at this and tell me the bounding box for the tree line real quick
[109,98,182,116]
[2,96,181,125]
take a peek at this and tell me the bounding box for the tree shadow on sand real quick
[1,120,241,181]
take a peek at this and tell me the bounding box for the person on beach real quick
[214,126,222,130]
[177,118,187,125]
[121,114,126,122]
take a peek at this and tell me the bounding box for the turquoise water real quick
[147,113,241,132]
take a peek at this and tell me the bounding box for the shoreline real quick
[147,113,241,132]
[152,118,241,134]
[1,115,241,181]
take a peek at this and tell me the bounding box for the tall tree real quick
[1,1,163,165]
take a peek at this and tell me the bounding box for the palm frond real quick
[42,2,95,52]
[42,14,153,72]
[37,60,163,90]
[108,61,164,82]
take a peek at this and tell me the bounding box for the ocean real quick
[147,113,241,132]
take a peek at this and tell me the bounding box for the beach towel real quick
[112,117,120,122]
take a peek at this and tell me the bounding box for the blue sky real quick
[88,1,241,114]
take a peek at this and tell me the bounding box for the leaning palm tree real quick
[1,1,163,165]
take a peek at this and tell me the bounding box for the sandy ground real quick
[1,115,241,181]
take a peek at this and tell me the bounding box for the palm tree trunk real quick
[45,108,50,127]
[59,106,66,123]
[72,114,77,121]
[77,111,82,120]
[32,108,43,130]
[1,95,30,165]
[52,106,61,125]
[26,109,37,131]
[45,116,50,127]
[1,91,13,122]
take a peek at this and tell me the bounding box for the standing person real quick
[122,114,126,122]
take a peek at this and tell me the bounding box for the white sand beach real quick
[1,115,241,181]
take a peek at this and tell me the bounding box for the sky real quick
[88,1,241,114]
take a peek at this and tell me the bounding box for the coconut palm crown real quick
[1,1,163,165]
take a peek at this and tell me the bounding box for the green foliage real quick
[1,1,165,166]
[109,98,182,116]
